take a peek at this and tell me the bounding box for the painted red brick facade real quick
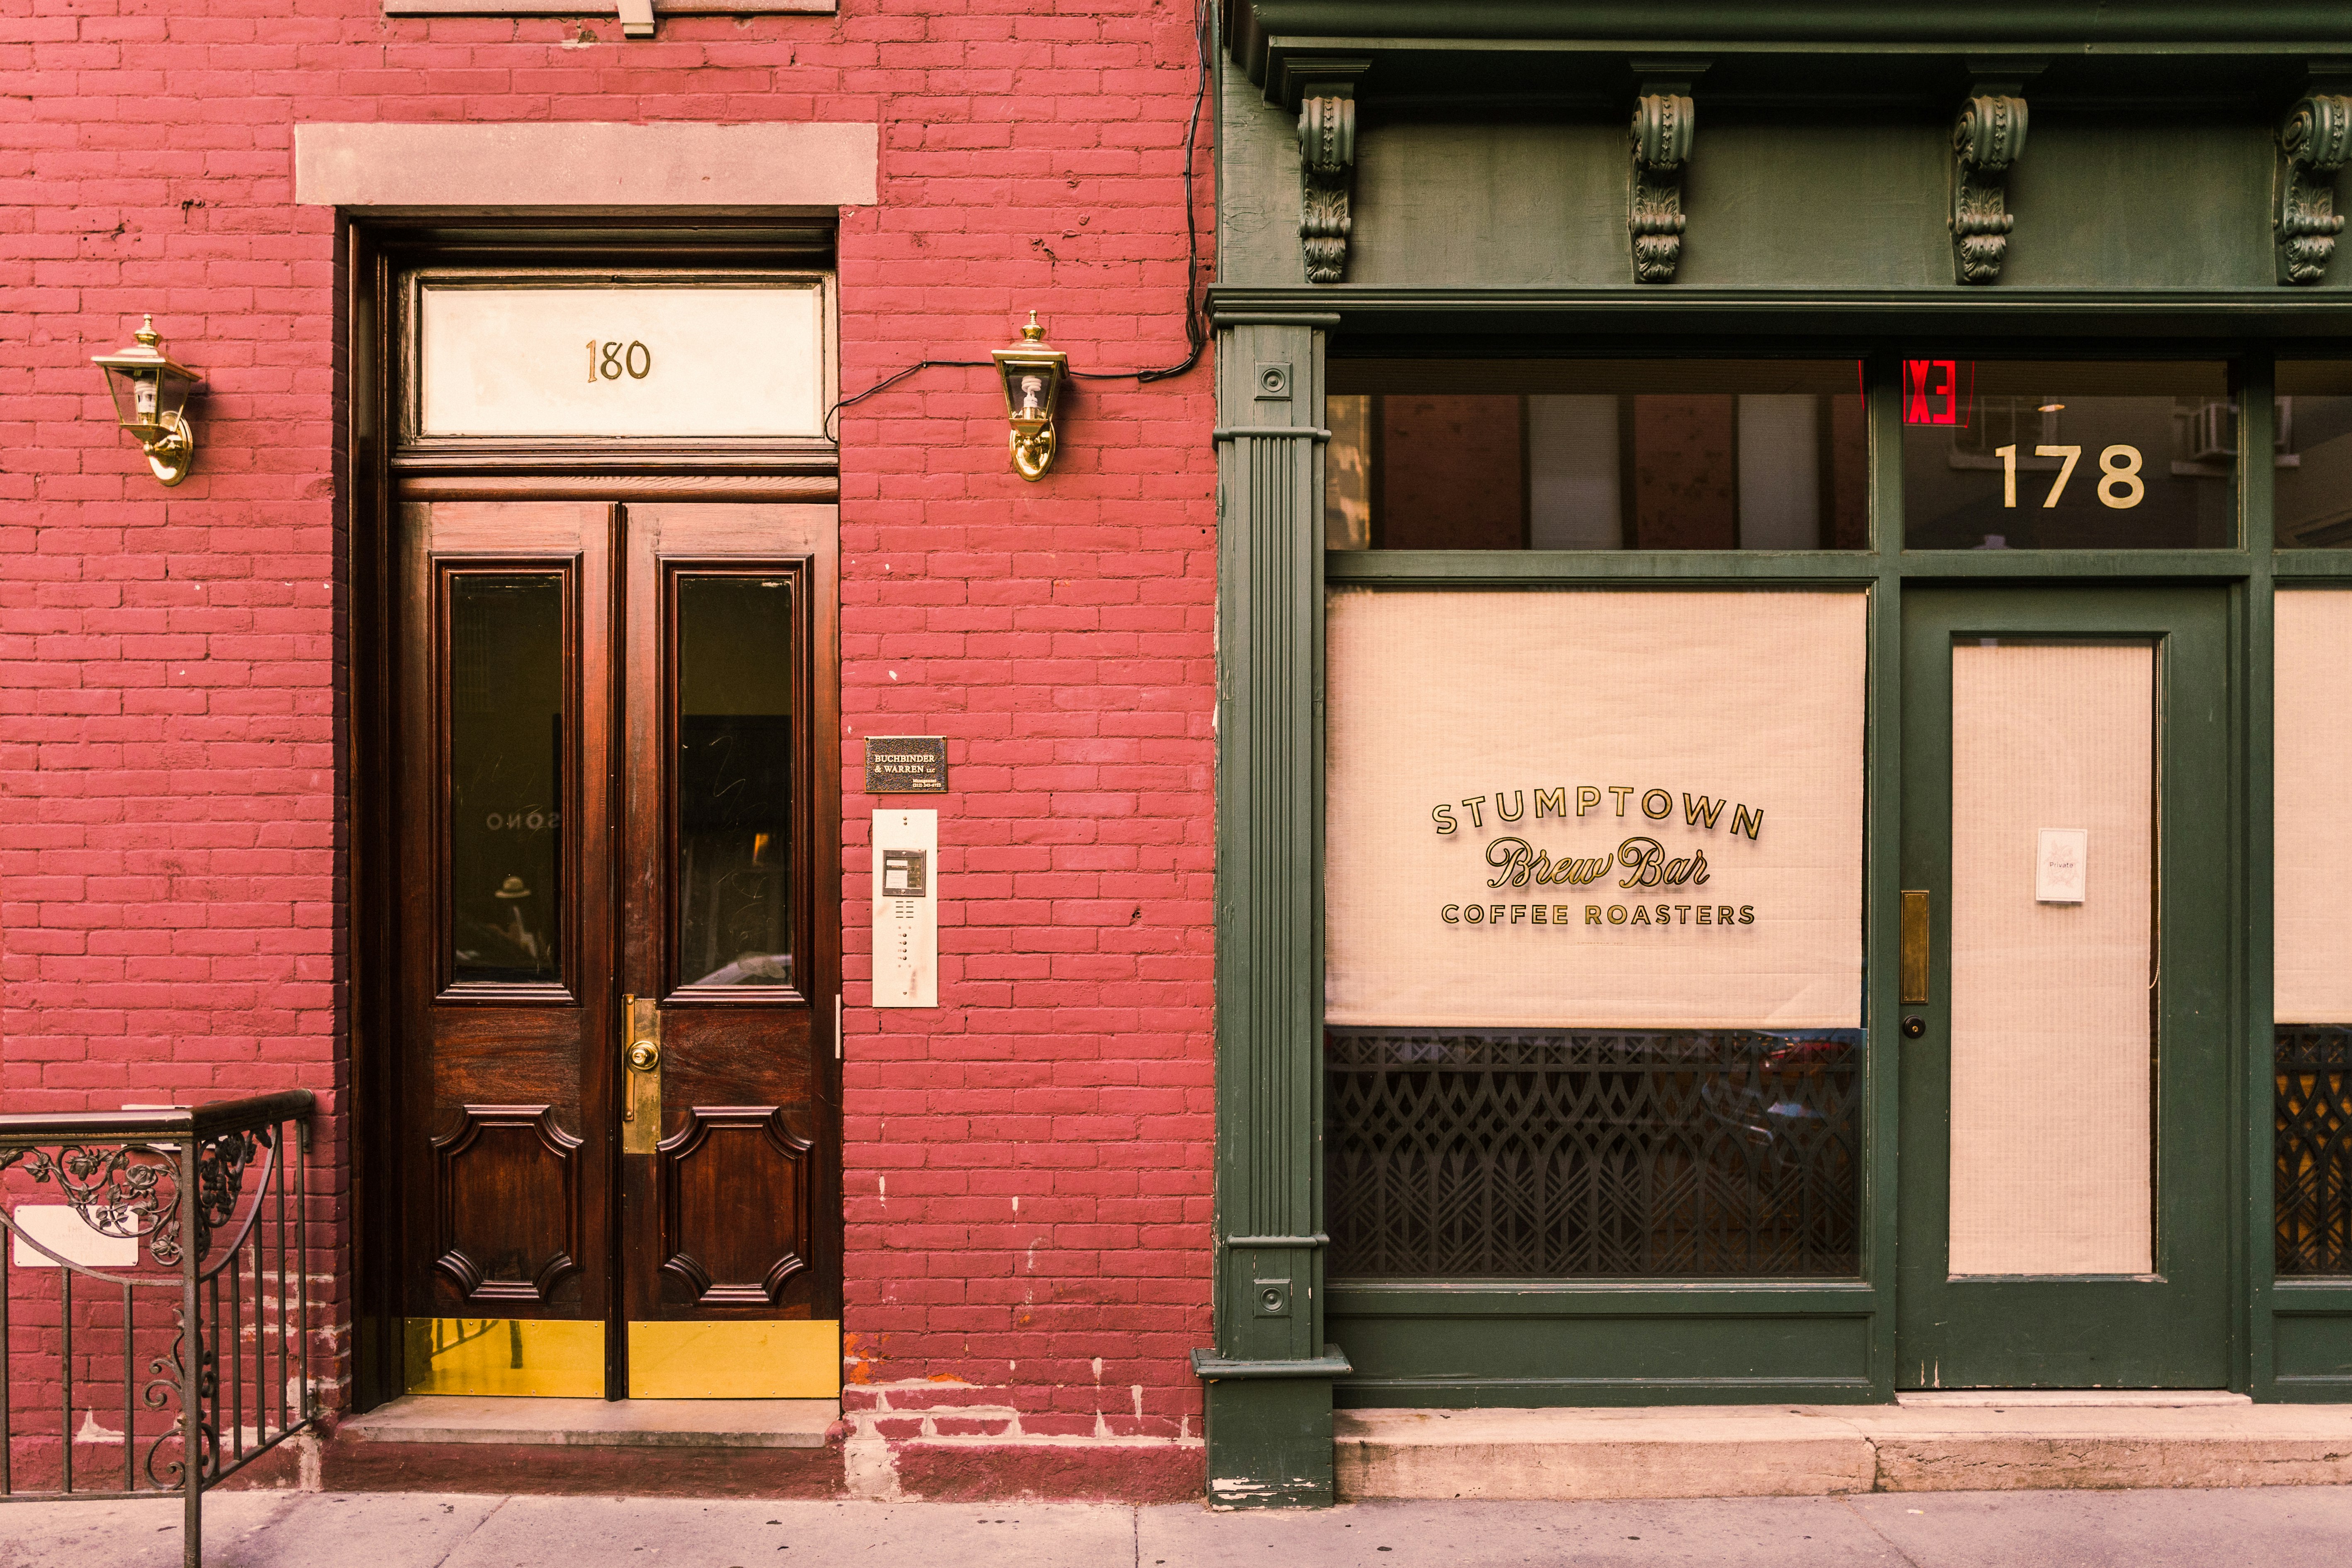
[1,0,1216,1499]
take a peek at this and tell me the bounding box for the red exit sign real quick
[1903,359,1973,426]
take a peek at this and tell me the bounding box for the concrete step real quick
[304,1395,849,1495]
[1335,1400,2352,1501]
[343,1395,839,1449]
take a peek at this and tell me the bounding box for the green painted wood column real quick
[1195,312,1350,1506]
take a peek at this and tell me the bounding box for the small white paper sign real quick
[2036,828,2088,903]
[11,1204,140,1269]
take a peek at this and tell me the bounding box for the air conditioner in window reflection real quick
[1943,395,2259,479]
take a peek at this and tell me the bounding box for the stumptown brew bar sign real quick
[1432,783,1763,930]
[1324,589,1864,1031]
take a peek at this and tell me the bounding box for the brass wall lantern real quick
[992,312,1068,480]
[93,316,202,486]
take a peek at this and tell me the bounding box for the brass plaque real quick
[1900,889,1931,1004]
[864,735,947,793]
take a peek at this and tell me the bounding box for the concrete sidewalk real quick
[7,1487,2352,1568]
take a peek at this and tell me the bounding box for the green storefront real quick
[1197,2,2352,1505]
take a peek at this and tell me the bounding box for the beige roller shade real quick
[1323,588,1866,1030]
[1947,642,2153,1278]
[2276,591,2352,1023]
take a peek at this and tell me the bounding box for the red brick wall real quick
[0,1,1216,1496]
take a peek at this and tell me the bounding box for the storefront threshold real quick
[1335,1401,2352,1501]
[285,1396,854,1496]
[345,1395,840,1448]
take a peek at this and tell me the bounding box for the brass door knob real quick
[628,1039,661,1072]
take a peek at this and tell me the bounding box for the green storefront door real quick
[1897,586,2233,1389]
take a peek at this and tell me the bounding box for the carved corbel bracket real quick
[2276,95,2352,284]
[1630,91,1695,284]
[1299,93,1356,284]
[1951,93,2029,284]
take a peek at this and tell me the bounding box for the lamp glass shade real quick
[93,318,200,443]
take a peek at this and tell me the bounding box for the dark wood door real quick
[396,500,838,1399]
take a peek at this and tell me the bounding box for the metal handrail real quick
[0,1089,317,1568]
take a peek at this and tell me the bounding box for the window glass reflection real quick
[1325,360,1868,551]
[676,576,796,988]
[1900,360,2236,549]
[2275,362,2352,548]
[448,574,564,985]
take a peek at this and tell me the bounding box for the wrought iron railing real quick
[1327,1028,1862,1278]
[2278,1026,2352,1276]
[0,1090,316,1567]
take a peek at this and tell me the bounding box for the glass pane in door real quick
[447,572,565,985]
[675,574,796,987]
[1948,641,2155,1276]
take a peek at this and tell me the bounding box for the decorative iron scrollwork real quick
[0,1127,272,1268]
[2277,1026,2352,1273]
[1630,92,1695,284]
[1951,93,2029,284]
[2275,95,2352,285]
[1299,94,1356,285]
[143,1307,219,1488]
[1327,1028,1861,1278]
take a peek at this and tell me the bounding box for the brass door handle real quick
[1900,889,1931,1005]
[622,994,662,1152]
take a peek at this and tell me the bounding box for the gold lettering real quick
[1484,836,1535,888]
[1442,904,1460,924]
[1676,904,1692,924]
[1535,787,1567,819]
[1532,904,1547,924]
[1607,904,1627,925]
[1585,905,1602,924]
[1663,855,1693,885]
[1555,905,1572,924]
[1682,792,1725,829]
[1510,904,1527,924]
[1615,835,1667,887]
[1491,904,1506,924]
[1731,804,1764,840]
[1433,803,1459,835]
[1739,905,1754,924]
[1718,904,1735,923]
[1656,904,1673,926]
[1576,785,1602,817]
[1496,789,1525,822]
[1632,904,1652,925]
[1608,785,1634,817]
[1464,903,1484,924]
[1642,788,1673,820]
[1697,906,1712,924]
[1460,796,1488,829]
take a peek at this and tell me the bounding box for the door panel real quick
[398,503,615,1344]
[619,505,839,1364]
[1897,587,2232,1389]
[397,500,839,1399]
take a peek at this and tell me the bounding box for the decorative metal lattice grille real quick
[1326,1028,1861,1278]
[2277,1026,2352,1276]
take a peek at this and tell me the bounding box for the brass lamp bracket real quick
[2275,81,2352,284]
[1629,61,1706,285]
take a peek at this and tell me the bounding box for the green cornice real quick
[1226,2,2352,104]
[1208,286,2352,340]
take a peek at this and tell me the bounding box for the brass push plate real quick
[622,993,662,1154]
[1900,890,1931,1005]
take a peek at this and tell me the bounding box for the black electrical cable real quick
[822,0,1214,440]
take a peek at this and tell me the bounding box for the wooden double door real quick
[394,500,839,1400]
